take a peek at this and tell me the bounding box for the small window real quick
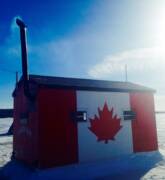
[71,111,87,122]
[123,110,136,120]
[20,112,29,125]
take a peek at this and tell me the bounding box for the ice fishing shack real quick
[12,19,158,169]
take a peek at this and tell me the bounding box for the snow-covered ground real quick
[143,114,165,179]
[0,115,165,179]
[0,118,13,168]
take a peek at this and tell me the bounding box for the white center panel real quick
[76,91,133,163]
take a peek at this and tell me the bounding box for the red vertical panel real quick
[130,93,158,152]
[38,89,78,168]
[13,85,38,164]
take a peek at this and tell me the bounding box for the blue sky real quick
[1,0,165,109]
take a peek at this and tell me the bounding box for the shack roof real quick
[22,74,155,93]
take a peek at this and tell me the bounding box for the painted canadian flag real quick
[88,102,122,144]
[76,91,157,163]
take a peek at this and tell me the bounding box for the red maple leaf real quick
[88,102,122,144]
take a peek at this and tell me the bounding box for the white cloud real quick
[88,47,165,78]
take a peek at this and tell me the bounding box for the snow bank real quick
[0,118,13,134]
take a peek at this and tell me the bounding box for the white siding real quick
[77,91,133,163]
